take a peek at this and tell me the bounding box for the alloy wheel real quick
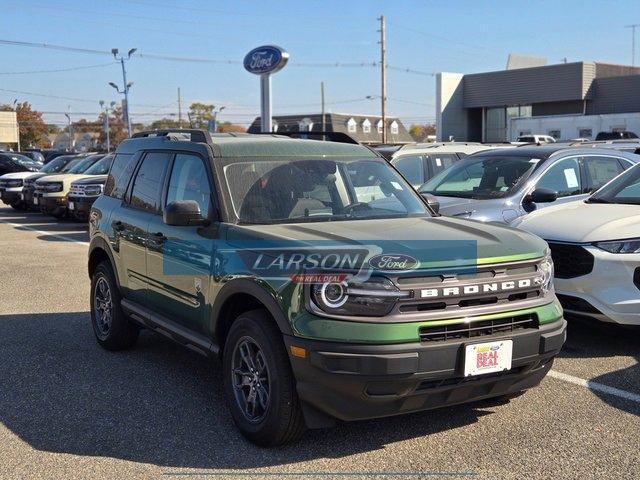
[231,337,271,423]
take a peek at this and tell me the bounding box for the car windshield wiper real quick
[585,197,612,204]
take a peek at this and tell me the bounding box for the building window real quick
[298,117,314,132]
[362,118,371,133]
[390,120,399,135]
[347,118,357,133]
[578,128,592,139]
[377,119,383,134]
[548,129,561,140]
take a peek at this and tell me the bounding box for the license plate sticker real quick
[464,340,513,377]
[33,197,38,205]
[68,201,74,210]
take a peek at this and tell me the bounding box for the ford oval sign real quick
[368,254,419,272]
[244,45,289,75]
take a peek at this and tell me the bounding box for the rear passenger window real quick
[166,154,212,218]
[128,152,171,213]
[426,154,458,175]
[584,156,625,191]
[104,153,135,199]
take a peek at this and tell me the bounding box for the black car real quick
[19,151,45,164]
[0,152,40,175]
[595,131,639,141]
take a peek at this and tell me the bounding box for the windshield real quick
[588,164,640,205]
[223,158,430,224]
[4,153,36,166]
[67,155,101,174]
[40,155,76,173]
[84,155,113,175]
[419,155,540,199]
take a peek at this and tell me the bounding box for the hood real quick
[23,172,49,183]
[71,174,107,186]
[0,171,42,180]
[226,216,547,269]
[517,201,640,243]
[36,173,84,185]
[436,196,507,223]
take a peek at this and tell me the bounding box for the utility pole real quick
[64,109,73,151]
[99,101,115,152]
[321,81,325,140]
[626,24,640,66]
[177,87,183,128]
[378,15,387,143]
[109,48,136,137]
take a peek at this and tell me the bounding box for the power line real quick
[0,62,115,75]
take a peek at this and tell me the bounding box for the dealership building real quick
[436,61,640,142]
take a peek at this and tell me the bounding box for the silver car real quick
[418,145,640,224]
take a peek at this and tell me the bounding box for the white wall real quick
[0,111,19,146]
[435,73,467,141]
[509,112,640,141]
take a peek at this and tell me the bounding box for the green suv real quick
[88,130,566,446]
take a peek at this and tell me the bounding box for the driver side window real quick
[535,157,582,198]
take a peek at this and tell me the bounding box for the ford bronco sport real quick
[88,130,566,446]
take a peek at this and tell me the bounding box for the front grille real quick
[69,184,85,196]
[547,242,594,279]
[556,294,601,314]
[419,314,538,342]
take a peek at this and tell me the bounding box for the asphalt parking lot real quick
[0,205,638,480]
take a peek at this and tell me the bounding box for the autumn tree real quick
[149,117,181,130]
[408,123,436,142]
[188,102,214,129]
[217,122,246,133]
[0,101,49,148]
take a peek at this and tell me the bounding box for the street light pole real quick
[109,48,136,137]
[378,15,387,143]
[64,110,73,151]
[626,24,640,66]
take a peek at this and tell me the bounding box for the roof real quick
[471,144,572,159]
[122,130,378,158]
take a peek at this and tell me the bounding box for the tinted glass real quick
[584,156,625,191]
[40,155,75,173]
[104,153,135,199]
[393,155,424,186]
[61,158,84,173]
[67,155,102,174]
[224,158,429,224]
[84,155,114,175]
[420,155,539,199]
[536,157,582,198]
[166,154,212,218]
[426,153,458,175]
[590,165,640,204]
[128,152,171,213]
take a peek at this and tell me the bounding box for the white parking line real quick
[549,370,640,403]
[0,219,89,246]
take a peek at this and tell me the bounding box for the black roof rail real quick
[255,131,360,145]
[132,129,212,143]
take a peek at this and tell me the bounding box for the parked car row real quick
[0,152,114,220]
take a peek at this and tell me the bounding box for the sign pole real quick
[260,74,272,133]
[244,45,289,134]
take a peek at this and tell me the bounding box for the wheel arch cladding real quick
[88,237,120,288]
[214,279,293,350]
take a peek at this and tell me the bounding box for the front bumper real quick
[555,245,640,325]
[67,195,97,220]
[34,193,66,215]
[285,317,566,422]
[0,188,22,205]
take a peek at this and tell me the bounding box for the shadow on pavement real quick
[560,316,640,416]
[0,311,495,469]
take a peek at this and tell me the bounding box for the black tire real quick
[10,202,24,211]
[90,260,139,351]
[223,309,306,446]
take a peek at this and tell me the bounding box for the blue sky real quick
[0,0,637,128]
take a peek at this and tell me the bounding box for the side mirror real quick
[420,192,440,213]
[527,188,558,204]
[164,200,209,226]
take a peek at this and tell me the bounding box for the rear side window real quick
[104,153,135,199]
[584,156,625,191]
[426,154,458,175]
[128,152,172,213]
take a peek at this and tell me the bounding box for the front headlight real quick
[310,277,410,317]
[83,184,103,196]
[537,253,554,295]
[594,239,640,254]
